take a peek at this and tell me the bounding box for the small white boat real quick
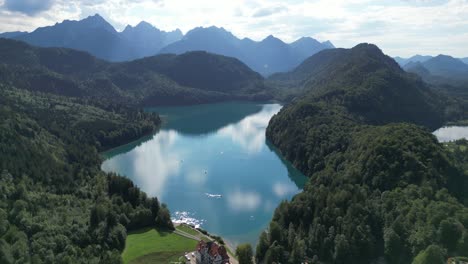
[205,193,222,198]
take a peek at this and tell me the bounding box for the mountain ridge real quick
[401,54,468,82]
[0,38,270,106]
[2,14,183,61]
[0,14,333,74]
[161,26,333,75]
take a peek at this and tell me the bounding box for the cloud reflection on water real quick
[272,182,298,198]
[227,190,262,211]
[433,126,468,142]
[102,130,182,199]
[218,104,281,154]
[185,166,208,186]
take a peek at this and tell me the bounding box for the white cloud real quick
[0,0,467,57]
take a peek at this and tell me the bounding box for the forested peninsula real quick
[255,44,468,263]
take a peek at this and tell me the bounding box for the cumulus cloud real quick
[0,0,467,57]
[3,0,54,15]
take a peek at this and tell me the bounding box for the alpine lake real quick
[102,102,308,247]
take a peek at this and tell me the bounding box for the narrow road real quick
[173,229,201,241]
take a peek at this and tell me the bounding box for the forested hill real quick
[0,38,271,106]
[0,84,176,263]
[268,43,458,129]
[257,44,468,263]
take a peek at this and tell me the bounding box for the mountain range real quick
[160,27,334,75]
[0,14,183,62]
[403,55,468,81]
[395,54,468,66]
[394,55,434,66]
[0,38,269,106]
[0,14,333,75]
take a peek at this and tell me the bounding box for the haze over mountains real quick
[395,55,468,66]
[0,14,183,62]
[400,55,468,82]
[160,26,334,75]
[0,14,333,75]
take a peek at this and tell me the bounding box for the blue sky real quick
[0,0,467,57]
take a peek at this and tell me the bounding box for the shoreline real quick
[100,100,274,157]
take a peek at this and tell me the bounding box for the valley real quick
[0,7,468,264]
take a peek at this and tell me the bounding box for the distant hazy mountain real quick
[422,55,468,79]
[460,57,468,65]
[396,54,468,68]
[401,54,468,88]
[0,15,333,73]
[160,26,334,75]
[121,21,182,59]
[2,14,182,61]
[0,31,27,38]
[402,61,431,79]
[13,14,136,61]
[394,55,433,66]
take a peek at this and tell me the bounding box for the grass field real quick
[122,228,198,264]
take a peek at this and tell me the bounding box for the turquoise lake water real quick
[101,102,307,247]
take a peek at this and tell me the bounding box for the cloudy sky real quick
[0,0,467,57]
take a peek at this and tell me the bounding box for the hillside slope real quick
[257,44,468,264]
[0,84,175,263]
[0,38,270,106]
[268,44,445,129]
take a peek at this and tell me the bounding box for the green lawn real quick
[176,224,200,236]
[122,228,198,264]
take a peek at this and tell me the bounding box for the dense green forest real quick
[0,38,276,263]
[257,44,468,263]
[1,37,467,263]
[0,85,173,263]
[0,39,274,263]
[267,44,467,125]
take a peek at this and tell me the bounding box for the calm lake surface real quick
[433,126,468,142]
[101,102,307,247]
